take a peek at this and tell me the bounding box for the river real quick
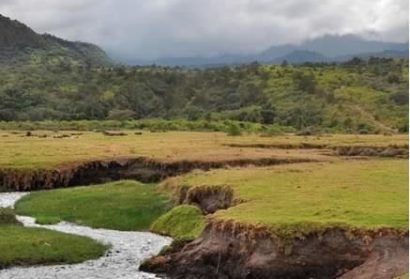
[0,192,171,279]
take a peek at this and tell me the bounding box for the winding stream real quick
[0,192,172,279]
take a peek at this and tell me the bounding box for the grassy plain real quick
[165,159,408,232]
[15,180,170,231]
[0,130,407,168]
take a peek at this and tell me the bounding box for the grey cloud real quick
[0,0,408,60]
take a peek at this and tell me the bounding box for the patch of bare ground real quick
[141,220,408,279]
[0,156,318,191]
[178,185,235,214]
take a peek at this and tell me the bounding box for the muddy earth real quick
[141,220,408,279]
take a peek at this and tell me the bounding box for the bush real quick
[261,124,285,137]
[226,123,242,136]
[0,208,21,225]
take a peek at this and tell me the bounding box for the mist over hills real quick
[140,34,408,66]
[0,13,408,67]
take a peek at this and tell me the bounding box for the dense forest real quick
[0,55,408,133]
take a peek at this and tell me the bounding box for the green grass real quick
[166,159,408,232]
[0,225,107,268]
[151,205,206,240]
[15,180,171,231]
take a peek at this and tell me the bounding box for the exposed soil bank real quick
[178,185,234,214]
[334,145,408,158]
[226,143,328,149]
[226,143,409,158]
[141,220,408,279]
[0,156,315,191]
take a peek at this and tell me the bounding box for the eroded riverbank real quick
[0,192,171,279]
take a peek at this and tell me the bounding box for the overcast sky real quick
[0,0,408,60]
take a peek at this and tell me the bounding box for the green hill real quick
[0,14,112,66]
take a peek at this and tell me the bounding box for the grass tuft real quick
[0,208,21,225]
[151,205,206,240]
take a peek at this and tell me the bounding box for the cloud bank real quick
[0,0,408,60]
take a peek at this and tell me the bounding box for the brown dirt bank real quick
[140,220,408,279]
[0,156,316,191]
[178,185,235,214]
[226,143,409,158]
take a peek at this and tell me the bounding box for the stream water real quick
[0,192,172,279]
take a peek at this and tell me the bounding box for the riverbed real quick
[0,192,172,279]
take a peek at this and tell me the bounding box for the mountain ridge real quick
[0,14,112,66]
[133,34,408,66]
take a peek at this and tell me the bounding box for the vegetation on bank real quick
[0,58,408,133]
[0,130,407,169]
[0,209,107,268]
[151,205,206,240]
[0,226,108,268]
[0,208,20,225]
[163,159,408,234]
[15,180,171,231]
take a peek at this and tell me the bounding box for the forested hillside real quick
[0,57,408,133]
[0,14,111,66]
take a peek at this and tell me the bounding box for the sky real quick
[0,0,408,60]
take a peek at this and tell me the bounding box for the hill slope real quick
[0,14,112,66]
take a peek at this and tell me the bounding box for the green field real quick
[163,159,408,235]
[15,180,171,231]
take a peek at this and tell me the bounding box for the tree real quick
[293,71,317,94]
[260,104,276,124]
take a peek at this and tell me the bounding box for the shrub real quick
[261,124,285,137]
[0,208,21,225]
[226,123,242,136]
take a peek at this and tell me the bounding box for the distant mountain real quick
[272,50,328,64]
[137,34,408,67]
[0,14,112,66]
[301,34,408,57]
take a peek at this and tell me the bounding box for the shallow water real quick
[0,192,171,279]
